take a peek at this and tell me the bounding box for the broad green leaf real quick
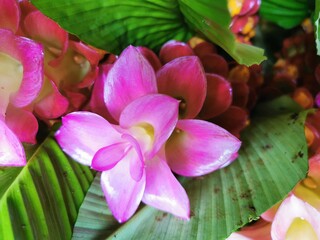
[30,0,266,65]
[260,0,311,29]
[72,97,309,239]
[0,136,95,239]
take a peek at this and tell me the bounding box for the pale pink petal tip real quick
[143,155,190,219]
[0,120,26,167]
[166,119,241,177]
[55,111,122,166]
[271,195,320,240]
[104,45,157,122]
[101,158,146,223]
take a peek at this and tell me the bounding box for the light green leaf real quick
[260,0,311,29]
[0,136,95,239]
[30,0,266,66]
[315,0,320,55]
[72,97,309,239]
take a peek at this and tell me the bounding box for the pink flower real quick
[0,28,43,166]
[57,46,241,222]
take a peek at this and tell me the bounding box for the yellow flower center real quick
[285,217,317,240]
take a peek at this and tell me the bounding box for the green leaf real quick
[30,0,266,66]
[260,0,311,29]
[0,136,95,239]
[71,97,309,239]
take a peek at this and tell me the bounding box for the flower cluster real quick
[56,45,241,222]
[0,0,102,166]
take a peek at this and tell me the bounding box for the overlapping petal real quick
[0,119,26,166]
[104,46,158,121]
[6,106,38,144]
[156,56,207,119]
[101,157,146,223]
[0,0,20,33]
[0,29,44,108]
[143,154,190,219]
[166,119,241,177]
[271,195,320,240]
[55,111,122,165]
[120,94,179,158]
[159,40,194,64]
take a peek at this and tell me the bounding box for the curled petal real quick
[0,0,20,32]
[157,56,207,119]
[91,142,131,171]
[120,94,179,158]
[166,119,241,177]
[104,46,157,121]
[23,10,68,67]
[0,29,44,108]
[0,119,26,166]
[101,157,146,223]
[34,78,69,120]
[55,111,122,165]
[271,195,320,240]
[159,40,194,64]
[6,106,38,144]
[143,154,190,219]
[199,73,232,119]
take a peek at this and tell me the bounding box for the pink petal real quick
[120,94,179,158]
[227,219,271,240]
[271,195,320,240]
[5,105,38,144]
[89,64,116,123]
[156,56,207,119]
[200,53,229,78]
[159,40,194,64]
[0,29,44,108]
[198,73,232,119]
[142,153,190,219]
[0,0,20,32]
[166,119,241,177]
[101,157,146,223]
[23,10,68,66]
[137,46,162,72]
[55,111,122,165]
[0,119,26,166]
[34,78,69,120]
[91,142,131,171]
[104,46,158,121]
[192,41,216,58]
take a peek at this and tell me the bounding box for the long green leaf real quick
[30,0,266,65]
[260,0,311,29]
[0,136,95,239]
[72,97,309,239]
[315,0,320,55]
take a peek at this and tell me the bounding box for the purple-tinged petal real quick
[6,105,38,144]
[0,119,26,166]
[0,0,20,32]
[55,111,122,165]
[143,154,190,219]
[0,29,44,108]
[271,195,320,240]
[89,64,117,123]
[137,46,162,72]
[159,40,194,64]
[101,156,146,223]
[166,119,241,177]
[120,94,179,158]
[156,56,207,119]
[92,142,131,171]
[104,46,158,121]
[34,78,69,120]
